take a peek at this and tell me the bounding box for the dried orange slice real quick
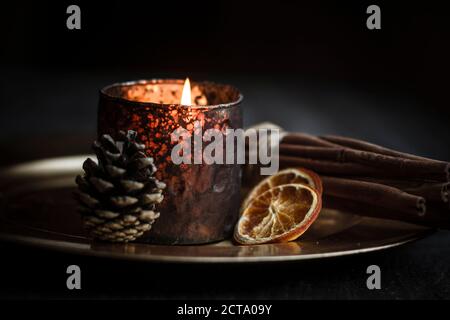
[234,183,322,245]
[242,168,322,211]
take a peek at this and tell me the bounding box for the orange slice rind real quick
[234,183,322,245]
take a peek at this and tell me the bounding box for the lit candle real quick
[98,78,243,244]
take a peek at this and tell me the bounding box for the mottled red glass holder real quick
[98,79,243,244]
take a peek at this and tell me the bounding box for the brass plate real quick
[0,155,433,263]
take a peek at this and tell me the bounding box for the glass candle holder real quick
[98,79,243,244]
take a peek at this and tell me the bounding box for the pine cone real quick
[75,130,166,242]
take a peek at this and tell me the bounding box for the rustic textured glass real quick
[98,79,243,244]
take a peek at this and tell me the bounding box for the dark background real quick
[1,0,449,160]
[0,1,449,299]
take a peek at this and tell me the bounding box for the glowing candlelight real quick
[181,77,191,105]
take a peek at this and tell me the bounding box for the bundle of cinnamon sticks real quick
[279,133,450,229]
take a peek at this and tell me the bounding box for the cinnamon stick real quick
[323,195,450,229]
[281,133,338,148]
[279,144,449,182]
[346,177,449,204]
[321,176,426,217]
[320,134,441,163]
[280,155,387,176]
[280,144,343,161]
[279,155,446,183]
[402,183,449,205]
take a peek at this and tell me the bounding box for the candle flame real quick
[181,78,191,105]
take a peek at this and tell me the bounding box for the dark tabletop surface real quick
[1,231,449,300]
[0,70,449,299]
